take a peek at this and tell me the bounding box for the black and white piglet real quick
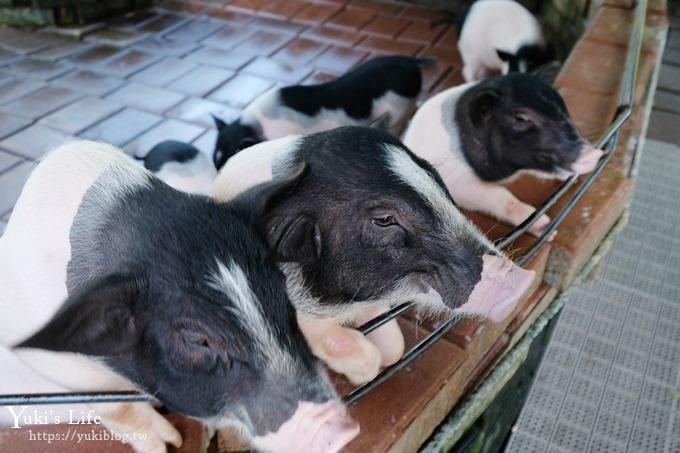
[458,0,549,82]
[0,141,358,453]
[403,73,604,236]
[211,127,535,384]
[135,140,216,195]
[212,55,432,169]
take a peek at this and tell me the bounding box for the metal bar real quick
[358,302,415,335]
[0,391,152,406]
[343,316,461,406]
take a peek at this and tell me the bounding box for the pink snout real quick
[570,145,604,174]
[252,401,359,453]
[455,255,536,323]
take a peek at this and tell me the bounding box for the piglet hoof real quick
[321,328,382,385]
[527,214,551,238]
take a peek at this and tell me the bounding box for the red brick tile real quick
[420,45,463,67]
[434,24,459,50]
[156,0,206,15]
[200,25,254,50]
[507,283,552,333]
[463,333,510,390]
[185,46,256,70]
[258,0,307,19]
[97,49,162,78]
[326,6,377,30]
[0,86,82,120]
[302,24,364,46]
[0,148,23,173]
[137,13,188,34]
[54,69,125,96]
[204,7,255,24]
[272,36,330,66]
[248,16,308,34]
[398,21,449,44]
[166,96,242,128]
[242,56,313,84]
[226,0,271,13]
[555,39,626,96]
[131,57,197,86]
[311,45,368,73]
[348,0,404,15]
[208,73,275,107]
[106,82,185,113]
[291,2,343,24]
[3,58,73,81]
[133,36,200,57]
[0,124,74,160]
[83,26,147,47]
[29,40,91,61]
[300,69,340,85]
[166,65,235,96]
[430,66,464,95]
[191,128,219,155]
[164,17,226,42]
[67,44,124,66]
[232,29,295,57]
[0,27,57,53]
[79,108,162,146]
[0,112,30,141]
[399,5,451,23]
[39,96,124,134]
[362,15,411,37]
[356,35,423,56]
[0,78,45,105]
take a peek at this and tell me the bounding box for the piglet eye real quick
[514,113,530,122]
[372,215,397,227]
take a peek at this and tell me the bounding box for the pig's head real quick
[248,126,534,322]
[455,73,604,182]
[213,114,263,170]
[16,172,358,452]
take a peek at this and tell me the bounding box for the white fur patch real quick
[209,260,293,374]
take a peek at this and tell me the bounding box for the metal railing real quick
[0,0,648,415]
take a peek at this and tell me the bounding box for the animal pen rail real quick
[0,0,650,447]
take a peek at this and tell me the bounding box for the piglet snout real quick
[570,145,604,174]
[252,401,359,453]
[455,255,535,322]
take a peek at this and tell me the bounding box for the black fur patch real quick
[141,140,199,172]
[279,56,425,119]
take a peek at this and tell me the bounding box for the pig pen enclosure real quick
[0,0,669,451]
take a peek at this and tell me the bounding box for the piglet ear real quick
[16,273,143,356]
[468,88,500,128]
[211,114,227,131]
[266,214,321,263]
[233,162,309,221]
[531,61,562,86]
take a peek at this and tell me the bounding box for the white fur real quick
[241,88,414,139]
[402,84,552,236]
[458,0,544,81]
[0,141,181,451]
[151,151,217,195]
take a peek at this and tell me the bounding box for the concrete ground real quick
[506,6,680,452]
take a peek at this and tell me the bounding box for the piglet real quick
[211,127,536,384]
[0,141,358,453]
[212,55,433,169]
[403,72,604,237]
[458,0,549,82]
[135,140,216,195]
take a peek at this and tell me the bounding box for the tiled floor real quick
[0,0,460,236]
[506,10,680,452]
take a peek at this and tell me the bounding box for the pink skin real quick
[570,145,604,174]
[454,255,536,322]
[251,401,359,453]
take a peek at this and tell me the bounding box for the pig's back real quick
[0,141,149,345]
[459,0,542,67]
